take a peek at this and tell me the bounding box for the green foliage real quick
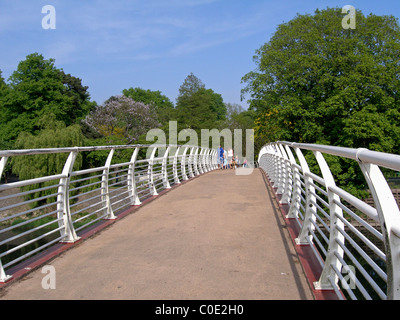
[0,53,93,146]
[176,73,227,134]
[0,70,12,150]
[10,114,85,207]
[84,95,160,145]
[12,114,84,178]
[0,70,6,94]
[122,87,175,126]
[242,7,400,152]
[242,7,400,194]
[222,103,256,153]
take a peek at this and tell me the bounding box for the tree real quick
[242,8,400,153]
[176,73,226,133]
[0,53,93,146]
[222,103,256,159]
[0,70,6,92]
[11,114,85,206]
[241,7,400,195]
[12,114,84,180]
[84,95,160,144]
[0,70,9,146]
[178,72,205,98]
[122,87,175,125]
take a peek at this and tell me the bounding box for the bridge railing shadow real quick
[259,141,400,300]
[0,144,218,283]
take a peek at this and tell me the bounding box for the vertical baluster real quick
[285,145,302,219]
[148,147,158,196]
[294,147,317,246]
[313,151,345,291]
[162,146,171,189]
[128,147,141,206]
[102,149,116,220]
[278,144,292,204]
[358,155,400,300]
[173,147,181,185]
[0,156,12,282]
[181,146,189,181]
[188,147,195,178]
[58,151,81,242]
[193,147,200,176]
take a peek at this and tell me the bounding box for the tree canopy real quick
[122,87,175,125]
[0,53,248,183]
[242,7,400,154]
[176,73,227,132]
[84,95,160,145]
[0,53,94,148]
[241,7,400,195]
[12,114,84,182]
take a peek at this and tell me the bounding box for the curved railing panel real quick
[258,141,400,300]
[0,144,217,282]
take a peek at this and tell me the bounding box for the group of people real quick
[217,145,248,169]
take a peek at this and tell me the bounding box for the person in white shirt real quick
[228,148,233,169]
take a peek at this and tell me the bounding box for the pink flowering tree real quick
[84,95,161,144]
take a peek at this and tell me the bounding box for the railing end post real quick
[0,261,12,283]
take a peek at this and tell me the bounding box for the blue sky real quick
[1,0,400,108]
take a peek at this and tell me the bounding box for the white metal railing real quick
[0,144,218,282]
[258,141,400,300]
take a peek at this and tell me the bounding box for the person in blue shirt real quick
[218,145,224,169]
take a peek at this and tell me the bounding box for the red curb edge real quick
[259,168,344,300]
[0,172,209,290]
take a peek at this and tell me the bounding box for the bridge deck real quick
[0,169,314,300]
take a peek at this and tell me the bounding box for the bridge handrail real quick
[0,144,218,283]
[278,141,400,171]
[258,141,400,300]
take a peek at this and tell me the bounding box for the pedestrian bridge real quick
[0,142,399,300]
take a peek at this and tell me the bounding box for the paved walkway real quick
[0,169,313,300]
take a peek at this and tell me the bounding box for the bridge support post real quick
[102,149,117,220]
[201,148,207,173]
[162,147,171,189]
[148,147,158,196]
[268,144,279,187]
[128,147,141,206]
[284,145,302,219]
[294,147,317,246]
[210,149,215,171]
[312,151,345,292]
[188,147,195,178]
[173,147,181,185]
[203,148,208,173]
[197,148,204,175]
[207,149,213,171]
[57,151,81,243]
[193,147,200,176]
[181,146,189,181]
[0,260,11,283]
[0,156,12,282]
[275,144,285,195]
[212,149,218,170]
[358,160,400,300]
[278,144,292,204]
[201,148,208,173]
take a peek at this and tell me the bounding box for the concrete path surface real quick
[0,169,313,300]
